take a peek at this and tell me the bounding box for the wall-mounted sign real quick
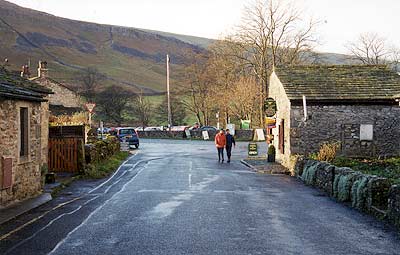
[264,98,277,117]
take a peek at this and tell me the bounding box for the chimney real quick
[38,60,48,78]
[20,65,30,78]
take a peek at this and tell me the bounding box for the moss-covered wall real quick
[299,160,396,226]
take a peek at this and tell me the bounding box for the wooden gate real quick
[48,138,81,173]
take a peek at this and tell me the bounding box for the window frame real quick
[18,105,30,163]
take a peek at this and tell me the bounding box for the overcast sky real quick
[7,0,400,54]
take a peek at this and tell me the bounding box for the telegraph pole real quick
[166,54,172,129]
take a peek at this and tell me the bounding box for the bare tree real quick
[228,77,261,122]
[182,52,216,126]
[78,67,105,102]
[95,85,134,126]
[346,33,392,65]
[227,0,318,125]
[132,93,153,127]
[155,94,187,126]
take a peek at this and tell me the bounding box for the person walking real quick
[215,129,226,162]
[225,129,236,163]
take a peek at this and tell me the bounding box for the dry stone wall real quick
[137,129,254,141]
[297,159,398,228]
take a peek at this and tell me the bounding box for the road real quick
[1,139,399,255]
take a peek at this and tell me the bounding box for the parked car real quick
[144,126,163,131]
[198,126,218,132]
[170,126,190,131]
[110,127,139,149]
[189,123,200,130]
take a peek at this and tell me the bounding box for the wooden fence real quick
[48,138,82,173]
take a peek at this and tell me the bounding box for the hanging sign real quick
[265,117,276,128]
[264,98,277,117]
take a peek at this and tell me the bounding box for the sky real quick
[6,0,400,54]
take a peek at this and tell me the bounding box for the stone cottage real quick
[269,65,400,169]
[29,61,83,116]
[0,67,52,206]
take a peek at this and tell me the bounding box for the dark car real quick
[198,126,218,132]
[110,127,140,149]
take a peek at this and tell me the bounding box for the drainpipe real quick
[303,95,308,122]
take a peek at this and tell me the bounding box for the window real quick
[20,107,29,157]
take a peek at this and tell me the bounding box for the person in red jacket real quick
[215,129,226,162]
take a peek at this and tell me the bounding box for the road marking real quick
[145,175,219,221]
[48,162,149,254]
[1,153,140,247]
[0,196,82,242]
[3,195,101,255]
[188,161,192,188]
[88,152,139,194]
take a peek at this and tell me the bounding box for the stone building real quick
[269,65,400,169]
[29,61,82,115]
[0,67,52,206]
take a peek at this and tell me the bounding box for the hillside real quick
[0,0,357,95]
[0,0,207,94]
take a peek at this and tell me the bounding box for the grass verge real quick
[84,151,130,179]
[333,156,400,185]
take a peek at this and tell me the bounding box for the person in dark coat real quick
[225,129,236,163]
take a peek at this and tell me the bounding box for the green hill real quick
[0,0,356,95]
[0,0,206,94]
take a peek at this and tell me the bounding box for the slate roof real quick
[30,76,77,93]
[274,65,400,102]
[0,67,52,102]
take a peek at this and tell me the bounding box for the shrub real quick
[268,145,276,155]
[84,151,129,179]
[85,136,120,164]
[315,142,340,163]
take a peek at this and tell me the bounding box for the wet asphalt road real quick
[1,139,400,255]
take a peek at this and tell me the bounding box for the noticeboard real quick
[202,131,209,140]
[185,129,191,139]
[120,140,129,152]
[254,129,265,141]
[226,123,235,136]
[248,143,258,156]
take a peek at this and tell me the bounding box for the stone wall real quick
[34,77,82,109]
[138,131,187,139]
[388,185,400,228]
[0,99,47,206]
[137,129,254,141]
[290,104,400,158]
[268,72,292,167]
[297,159,398,227]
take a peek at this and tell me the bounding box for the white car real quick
[144,126,163,131]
